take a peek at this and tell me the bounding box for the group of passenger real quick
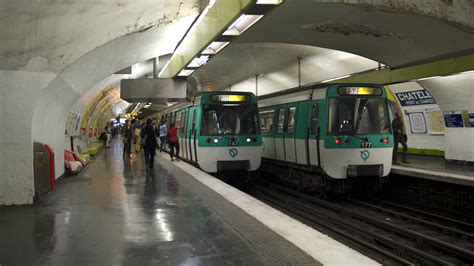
[121,119,180,169]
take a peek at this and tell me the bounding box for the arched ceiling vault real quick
[0,0,208,73]
[190,0,474,92]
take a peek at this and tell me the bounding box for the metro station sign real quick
[395,89,436,106]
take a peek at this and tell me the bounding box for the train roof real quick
[258,82,386,107]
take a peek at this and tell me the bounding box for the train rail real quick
[253,180,474,265]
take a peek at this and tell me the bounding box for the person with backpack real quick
[141,119,159,169]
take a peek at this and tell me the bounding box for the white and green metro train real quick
[158,92,262,174]
[258,83,398,193]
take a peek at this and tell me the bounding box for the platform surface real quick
[391,155,474,186]
[0,142,323,265]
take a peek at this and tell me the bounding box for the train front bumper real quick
[196,146,262,173]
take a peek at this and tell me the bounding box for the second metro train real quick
[158,91,262,174]
[258,83,397,194]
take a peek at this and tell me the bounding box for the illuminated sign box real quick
[337,87,382,96]
[210,94,250,103]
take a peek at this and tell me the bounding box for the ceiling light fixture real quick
[159,0,284,79]
[222,14,264,36]
[177,69,195,77]
[321,75,351,83]
[187,55,210,68]
[256,0,283,4]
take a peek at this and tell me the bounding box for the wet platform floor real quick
[0,142,316,265]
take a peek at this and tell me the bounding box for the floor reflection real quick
[0,140,268,265]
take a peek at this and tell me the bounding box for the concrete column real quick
[0,70,56,205]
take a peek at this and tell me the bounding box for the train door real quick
[284,105,297,162]
[176,111,184,160]
[189,108,198,163]
[182,110,188,160]
[259,108,276,159]
[308,102,321,167]
[274,106,286,161]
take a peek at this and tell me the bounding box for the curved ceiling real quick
[187,0,474,94]
[0,0,207,73]
[191,43,378,92]
[236,0,474,68]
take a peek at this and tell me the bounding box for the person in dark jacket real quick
[392,111,408,164]
[122,121,134,159]
[141,119,159,169]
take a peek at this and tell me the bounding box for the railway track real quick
[253,180,474,265]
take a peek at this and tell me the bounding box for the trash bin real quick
[43,144,56,191]
[34,142,50,201]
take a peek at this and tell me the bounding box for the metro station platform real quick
[391,155,474,187]
[0,141,377,266]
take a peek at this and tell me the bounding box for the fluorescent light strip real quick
[177,69,195,77]
[321,74,351,83]
[202,41,229,54]
[256,0,283,4]
[417,76,442,81]
[187,55,210,68]
[223,14,263,36]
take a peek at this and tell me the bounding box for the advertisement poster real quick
[426,110,445,134]
[408,112,427,134]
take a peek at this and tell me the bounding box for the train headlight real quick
[384,137,390,144]
[246,137,252,143]
[213,138,219,144]
[335,137,342,145]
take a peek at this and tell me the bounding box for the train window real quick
[310,104,319,134]
[328,98,390,135]
[192,110,197,135]
[259,109,274,134]
[201,104,258,135]
[175,111,182,129]
[182,111,187,133]
[287,107,296,134]
[277,108,286,133]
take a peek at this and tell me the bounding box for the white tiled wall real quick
[388,82,445,152]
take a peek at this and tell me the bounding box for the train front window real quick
[201,104,258,135]
[328,98,390,135]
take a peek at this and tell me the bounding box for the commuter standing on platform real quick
[158,120,168,153]
[392,111,409,164]
[134,119,142,153]
[122,121,134,159]
[141,119,159,169]
[168,123,180,161]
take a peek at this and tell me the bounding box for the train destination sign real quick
[337,87,382,96]
[395,90,436,106]
[210,94,250,103]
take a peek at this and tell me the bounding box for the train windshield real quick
[201,104,259,135]
[328,97,391,135]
